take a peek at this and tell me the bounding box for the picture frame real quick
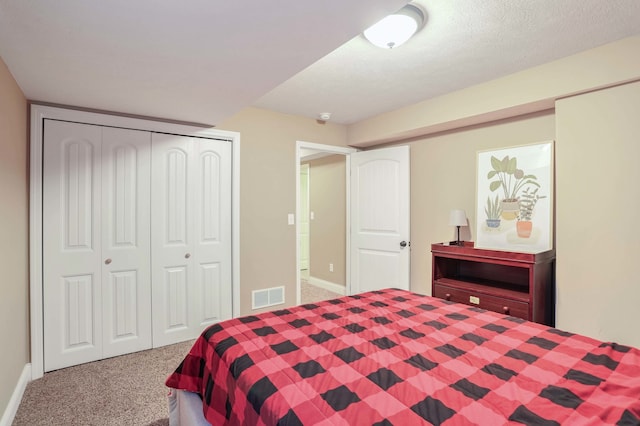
[475,141,554,253]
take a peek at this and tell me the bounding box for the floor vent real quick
[252,286,285,310]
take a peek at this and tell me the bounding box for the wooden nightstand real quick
[431,242,555,326]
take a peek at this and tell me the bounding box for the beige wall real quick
[556,81,640,348]
[308,155,346,286]
[217,108,349,314]
[0,57,29,417]
[404,112,555,296]
[349,35,640,147]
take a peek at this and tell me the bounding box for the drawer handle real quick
[502,306,510,315]
[445,293,451,301]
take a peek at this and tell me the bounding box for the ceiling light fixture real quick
[363,4,425,49]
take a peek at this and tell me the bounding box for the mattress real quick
[168,388,211,426]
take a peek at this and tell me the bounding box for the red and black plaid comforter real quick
[166,288,640,425]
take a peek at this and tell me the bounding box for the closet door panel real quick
[43,120,103,371]
[101,127,152,358]
[194,139,232,326]
[151,134,195,346]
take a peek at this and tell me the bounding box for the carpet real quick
[300,279,343,304]
[13,340,194,426]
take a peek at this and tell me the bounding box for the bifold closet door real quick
[101,127,152,359]
[151,133,232,347]
[43,120,151,371]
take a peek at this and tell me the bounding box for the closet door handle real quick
[185,253,191,259]
[104,258,112,265]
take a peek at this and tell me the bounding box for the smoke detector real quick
[318,112,332,121]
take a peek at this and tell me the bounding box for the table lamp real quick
[449,209,467,246]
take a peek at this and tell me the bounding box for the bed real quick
[166,288,640,425]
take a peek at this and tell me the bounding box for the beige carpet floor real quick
[13,340,194,426]
[300,279,343,304]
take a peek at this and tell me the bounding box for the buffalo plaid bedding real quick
[166,288,640,425]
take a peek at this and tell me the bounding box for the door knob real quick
[104,258,112,265]
[400,241,408,248]
[185,253,191,259]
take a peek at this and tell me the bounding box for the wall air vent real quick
[252,286,285,310]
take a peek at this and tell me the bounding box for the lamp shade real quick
[449,209,467,227]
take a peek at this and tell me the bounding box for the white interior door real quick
[43,120,103,371]
[101,127,152,358]
[151,134,232,347]
[350,146,410,294]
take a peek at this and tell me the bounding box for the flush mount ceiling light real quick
[363,4,425,49]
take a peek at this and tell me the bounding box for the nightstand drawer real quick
[433,284,529,320]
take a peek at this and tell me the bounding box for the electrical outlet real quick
[329,263,334,272]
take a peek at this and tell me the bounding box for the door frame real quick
[299,163,310,270]
[295,141,357,305]
[29,104,241,379]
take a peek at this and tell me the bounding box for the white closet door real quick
[193,137,233,328]
[43,121,152,371]
[151,134,232,347]
[43,120,103,371]
[101,127,152,358]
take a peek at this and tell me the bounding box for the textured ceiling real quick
[1,1,639,127]
[255,0,640,124]
[0,0,406,125]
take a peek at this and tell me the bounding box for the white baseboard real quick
[308,276,347,295]
[0,363,31,426]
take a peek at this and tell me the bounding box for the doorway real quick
[295,142,411,305]
[296,142,356,305]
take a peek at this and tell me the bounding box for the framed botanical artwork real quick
[475,141,554,253]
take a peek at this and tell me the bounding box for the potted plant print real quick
[487,155,539,220]
[484,194,501,228]
[516,187,546,238]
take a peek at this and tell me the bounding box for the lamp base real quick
[449,240,464,246]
